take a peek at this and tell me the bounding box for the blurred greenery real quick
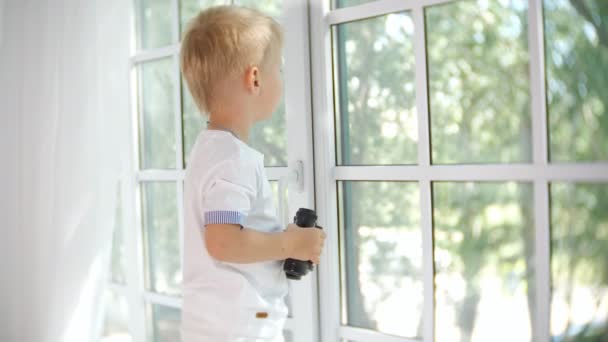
[338,181,423,338]
[545,0,608,162]
[550,183,608,341]
[433,182,534,342]
[250,95,287,166]
[141,182,181,297]
[335,0,376,9]
[181,75,207,167]
[139,58,176,169]
[335,12,418,165]
[234,0,282,18]
[136,0,173,50]
[427,0,531,164]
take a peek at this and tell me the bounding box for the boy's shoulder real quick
[187,130,262,174]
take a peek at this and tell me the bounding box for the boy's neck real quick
[206,114,253,143]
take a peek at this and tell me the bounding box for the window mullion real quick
[413,5,434,342]
[414,5,431,168]
[529,0,549,166]
[125,37,149,341]
[310,0,341,340]
[528,0,551,341]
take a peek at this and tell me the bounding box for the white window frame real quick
[310,1,608,342]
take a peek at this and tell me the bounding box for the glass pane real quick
[426,0,531,164]
[180,0,226,36]
[139,58,176,169]
[334,0,376,8]
[136,0,173,50]
[234,0,282,18]
[101,290,132,342]
[550,183,608,340]
[142,182,181,296]
[181,76,207,167]
[146,304,181,342]
[334,13,418,165]
[250,91,287,167]
[338,181,423,338]
[544,0,608,162]
[110,184,126,284]
[433,182,534,342]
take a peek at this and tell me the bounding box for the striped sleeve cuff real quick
[204,210,245,227]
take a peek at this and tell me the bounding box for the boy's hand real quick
[284,223,326,264]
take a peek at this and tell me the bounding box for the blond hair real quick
[180,5,283,114]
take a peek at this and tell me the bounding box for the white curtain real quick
[0,0,132,341]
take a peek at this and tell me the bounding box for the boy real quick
[179,6,326,342]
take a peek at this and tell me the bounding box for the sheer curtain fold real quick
[0,0,132,341]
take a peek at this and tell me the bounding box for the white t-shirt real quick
[180,129,288,342]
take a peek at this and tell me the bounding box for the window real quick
[313,0,608,341]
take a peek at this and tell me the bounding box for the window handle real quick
[288,160,304,194]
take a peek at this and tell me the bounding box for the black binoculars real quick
[283,208,322,280]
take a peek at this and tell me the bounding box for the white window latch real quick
[288,160,304,193]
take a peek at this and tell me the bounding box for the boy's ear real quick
[244,66,260,94]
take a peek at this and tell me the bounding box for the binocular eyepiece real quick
[283,208,322,280]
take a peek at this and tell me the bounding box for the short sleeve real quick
[201,158,258,227]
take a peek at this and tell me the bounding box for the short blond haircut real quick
[180,5,283,114]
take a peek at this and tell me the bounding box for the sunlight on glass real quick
[234,0,282,18]
[334,13,418,165]
[137,0,173,49]
[433,182,534,342]
[139,58,176,169]
[550,183,608,341]
[146,304,181,342]
[426,0,531,164]
[544,0,608,162]
[338,181,423,338]
[101,290,132,342]
[142,182,181,296]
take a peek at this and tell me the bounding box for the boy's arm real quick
[204,223,325,264]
